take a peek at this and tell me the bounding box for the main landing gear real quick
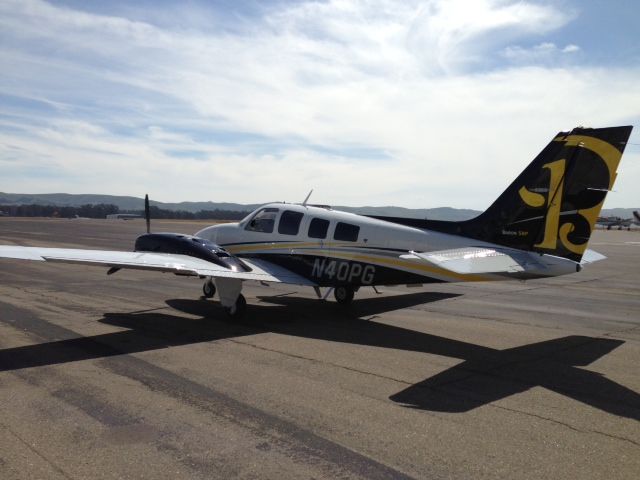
[225,294,246,318]
[202,277,246,318]
[334,286,355,305]
[315,285,359,305]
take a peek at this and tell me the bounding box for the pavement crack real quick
[228,338,640,449]
[488,404,640,448]
[226,338,417,387]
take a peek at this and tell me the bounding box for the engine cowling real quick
[134,233,250,272]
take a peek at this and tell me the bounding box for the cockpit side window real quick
[245,208,279,233]
[278,210,304,235]
[334,222,360,242]
[308,218,329,239]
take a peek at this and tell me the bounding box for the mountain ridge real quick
[0,192,636,221]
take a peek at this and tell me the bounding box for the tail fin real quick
[634,211,640,223]
[458,126,633,262]
[368,126,633,262]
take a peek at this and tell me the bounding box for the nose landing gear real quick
[202,278,216,298]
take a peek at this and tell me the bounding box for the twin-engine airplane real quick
[0,126,633,317]
[597,211,640,230]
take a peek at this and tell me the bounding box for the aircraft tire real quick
[203,280,216,298]
[225,294,247,318]
[334,286,354,305]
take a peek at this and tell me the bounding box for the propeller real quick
[145,193,151,234]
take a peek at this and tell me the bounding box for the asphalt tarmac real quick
[0,218,638,479]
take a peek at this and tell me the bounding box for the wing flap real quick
[241,258,316,286]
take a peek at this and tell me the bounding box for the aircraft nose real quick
[195,225,218,243]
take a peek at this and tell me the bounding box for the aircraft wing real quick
[401,247,547,275]
[0,246,316,286]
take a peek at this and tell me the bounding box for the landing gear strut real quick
[334,286,355,305]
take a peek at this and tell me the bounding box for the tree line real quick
[0,203,249,220]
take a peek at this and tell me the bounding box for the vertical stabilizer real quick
[459,126,633,261]
[369,126,634,263]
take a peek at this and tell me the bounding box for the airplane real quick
[597,211,640,230]
[106,213,142,220]
[0,126,633,318]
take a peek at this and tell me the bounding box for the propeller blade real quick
[145,194,150,234]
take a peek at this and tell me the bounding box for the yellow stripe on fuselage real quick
[225,241,493,282]
[228,241,362,253]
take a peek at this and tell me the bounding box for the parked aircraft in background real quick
[597,211,640,230]
[0,126,633,317]
[106,213,142,220]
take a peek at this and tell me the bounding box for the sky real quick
[0,0,639,209]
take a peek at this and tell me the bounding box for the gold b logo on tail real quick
[519,159,566,250]
[518,135,623,256]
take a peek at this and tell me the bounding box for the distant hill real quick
[0,192,636,221]
[0,192,261,214]
[0,193,147,210]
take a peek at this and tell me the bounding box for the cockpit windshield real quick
[245,208,279,233]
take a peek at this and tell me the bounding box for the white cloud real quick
[0,0,638,209]
[562,44,580,53]
[502,42,582,63]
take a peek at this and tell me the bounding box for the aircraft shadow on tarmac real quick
[0,291,638,421]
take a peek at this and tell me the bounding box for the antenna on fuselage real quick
[302,189,313,206]
[144,194,151,233]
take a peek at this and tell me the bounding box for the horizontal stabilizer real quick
[580,249,606,265]
[401,247,547,275]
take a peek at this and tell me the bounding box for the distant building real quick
[106,213,141,220]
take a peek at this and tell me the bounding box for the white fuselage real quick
[195,203,576,286]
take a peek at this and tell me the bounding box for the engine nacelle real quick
[134,233,250,272]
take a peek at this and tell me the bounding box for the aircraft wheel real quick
[334,286,354,305]
[225,294,247,318]
[202,280,216,298]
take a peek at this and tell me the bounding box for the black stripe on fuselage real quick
[243,253,441,287]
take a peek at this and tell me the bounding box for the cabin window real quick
[308,218,329,239]
[245,208,279,233]
[278,210,304,235]
[334,222,360,242]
